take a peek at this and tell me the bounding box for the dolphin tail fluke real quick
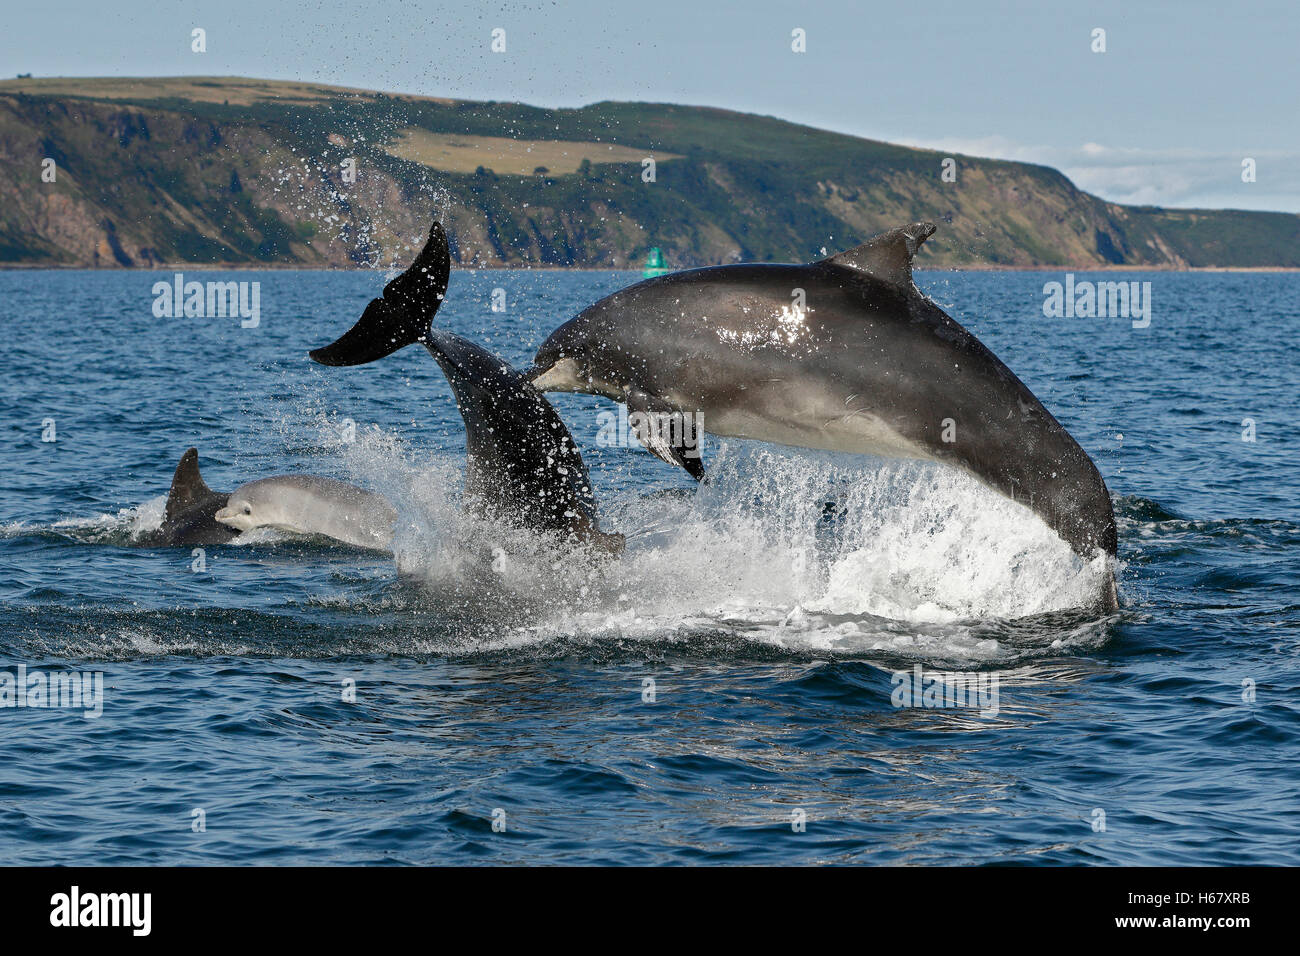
[166,448,216,521]
[309,221,451,366]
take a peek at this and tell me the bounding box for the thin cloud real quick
[893,136,1299,213]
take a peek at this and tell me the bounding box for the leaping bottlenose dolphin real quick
[526,222,1118,606]
[309,223,623,552]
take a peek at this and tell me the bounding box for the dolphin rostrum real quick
[309,223,623,552]
[527,222,1118,605]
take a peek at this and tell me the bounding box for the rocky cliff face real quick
[1,77,1297,270]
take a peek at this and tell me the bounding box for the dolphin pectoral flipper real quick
[821,221,936,288]
[309,222,451,367]
[625,389,705,481]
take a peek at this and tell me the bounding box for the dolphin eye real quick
[243,506,251,515]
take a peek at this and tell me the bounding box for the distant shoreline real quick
[6,75,1298,273]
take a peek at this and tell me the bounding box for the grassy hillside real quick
[1,75,1296,269]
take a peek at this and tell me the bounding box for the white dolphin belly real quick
[703,404,937,462]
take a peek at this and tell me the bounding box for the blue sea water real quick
[0,266,1297,865]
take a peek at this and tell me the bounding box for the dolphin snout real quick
[527,357,588,393]
[213,506,236,525]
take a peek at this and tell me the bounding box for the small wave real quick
[1115,494,1185,523]
[0,496,168,546]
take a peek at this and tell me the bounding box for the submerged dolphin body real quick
[138,448,237,546]
[309,223,622,552]
[215,476,397,550]
[527,222,1118,606]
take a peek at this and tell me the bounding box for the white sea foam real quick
[326,430,1114,660]
[25,496,169,542]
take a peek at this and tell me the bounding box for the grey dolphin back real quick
[143,448,235,546]
[309,222,451,366]
[819,231,1118,562]
[882,287,1119,561]
[424,330,621,551]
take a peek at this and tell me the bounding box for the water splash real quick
[314,432,1116,661]
[7,416,1117,664]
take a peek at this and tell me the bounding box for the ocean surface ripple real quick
[1,268,1297,865]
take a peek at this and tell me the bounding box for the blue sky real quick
[5,0,1297,211]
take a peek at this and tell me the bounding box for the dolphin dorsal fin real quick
[820,222,936,288]
[166,448,214,520]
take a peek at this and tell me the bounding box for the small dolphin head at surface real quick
[215,477,311,533]
[214,487,276,533]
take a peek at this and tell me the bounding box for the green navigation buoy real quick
[642,247,670,278]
